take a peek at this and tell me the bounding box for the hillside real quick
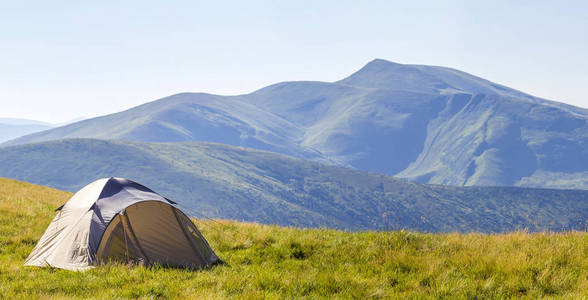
[0,139,586,232]
[3,59,587,189]
[1,177,586,299]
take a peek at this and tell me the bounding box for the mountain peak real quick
[365,58,400,66]
[336,59,447,92]
[337,59,529,98]
[358,59,404,73]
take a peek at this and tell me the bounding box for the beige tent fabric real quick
[95,214,148,264]
[96,201,219,268]
[24,178,109,271]
[175,209,218,264]
[24,178,218,271]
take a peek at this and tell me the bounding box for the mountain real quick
[0,118,54,143]
[0,139,585,232]
[1,94,331,164]
[3,59,587,189]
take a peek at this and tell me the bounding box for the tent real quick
[24,177,219,271]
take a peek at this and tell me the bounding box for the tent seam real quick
[170,206,205,265]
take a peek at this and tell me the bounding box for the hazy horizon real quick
[1,1,587,123]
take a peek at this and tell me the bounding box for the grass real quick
[0,177,586,299]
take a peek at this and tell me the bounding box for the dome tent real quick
[24,177,219,271]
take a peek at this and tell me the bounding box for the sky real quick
[1,1,587,123]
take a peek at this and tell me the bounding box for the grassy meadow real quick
[0,177,586,299]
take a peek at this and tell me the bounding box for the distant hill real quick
[0,139,585,232]
[0,118,53,126]
[3,59,586,189]
[0,118,54,143]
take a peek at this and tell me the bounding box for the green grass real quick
[0,177,586,299]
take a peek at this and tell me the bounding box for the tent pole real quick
[122,211,151,266]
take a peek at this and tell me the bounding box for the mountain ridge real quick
[0,138,586,232]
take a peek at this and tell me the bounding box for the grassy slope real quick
[0,177,586,299]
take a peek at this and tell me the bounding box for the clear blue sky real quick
[1,1,587,123]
